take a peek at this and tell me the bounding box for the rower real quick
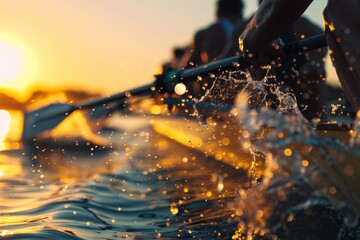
[178,0,246,98]
[180,0,245,67]
[227,0,328,120]
[238,0,360,115]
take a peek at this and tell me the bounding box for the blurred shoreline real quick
[0,89,101,110]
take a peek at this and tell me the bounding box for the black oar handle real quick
[281,34,327,55]
[180,55,249,80]
[159,34,327,93]
[181,34,327,81]
[77,83,155,109]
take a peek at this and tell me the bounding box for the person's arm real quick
[185,31,205,67]
[239,0,313,61]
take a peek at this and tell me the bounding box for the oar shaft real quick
[180,55,249,80]
[179,34,327,81]
[282,34,327,55]
[77,83,155,109]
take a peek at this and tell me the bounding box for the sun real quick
[0,41,23,84]
[0,34,38,100]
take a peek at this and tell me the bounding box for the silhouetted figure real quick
[162,46,188,73]
[178,0,245,98]
[185,0,245,67]
[239,0,360,114]
[228,0,328,120]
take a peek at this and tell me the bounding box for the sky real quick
[0,0,332,101]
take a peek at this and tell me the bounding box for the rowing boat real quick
[136,98,354,176]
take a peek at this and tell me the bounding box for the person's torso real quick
[197,19,236,62]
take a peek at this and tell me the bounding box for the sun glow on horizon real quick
[0,110,11,142]
[0,41,23,84]
[0,35,38,100]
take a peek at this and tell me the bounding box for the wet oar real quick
[22,83,155,140]
[22,34,327,140]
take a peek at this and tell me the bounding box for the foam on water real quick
[193,70,360,239]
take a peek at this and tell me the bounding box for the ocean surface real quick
[1,72,360,239]
[1,113,243,239]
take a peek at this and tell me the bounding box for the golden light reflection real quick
[0,110,23,147]
[0,110,11,142]
[302,159,309,167]
[151,117,267,176]
[284,148,293,157]
[151,120,204,148]
[170,205,179,215]
[0,155,23,178]
[1,230,14,237]
[150,105,162,115]
[50,110,109,146]
[174,83,186,95]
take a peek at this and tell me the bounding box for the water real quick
[0,115,242,239]
[1,71,360,239]
[194,70,360,239]
[233,109,360,239]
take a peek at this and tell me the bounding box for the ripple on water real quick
[0,127,243,239]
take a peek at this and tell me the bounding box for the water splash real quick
[226,72,360,239]
[350,111,360,146]
[185,67,360,239]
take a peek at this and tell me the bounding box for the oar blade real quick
[22,103,75,140]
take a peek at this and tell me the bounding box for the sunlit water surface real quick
[0,113,243,239]
[1,71,360,239]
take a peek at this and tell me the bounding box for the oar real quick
[22,83,155,140]
[22,34,327,140]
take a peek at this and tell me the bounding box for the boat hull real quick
[150,114,352,175]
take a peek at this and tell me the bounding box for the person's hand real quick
[238,37,284,68]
